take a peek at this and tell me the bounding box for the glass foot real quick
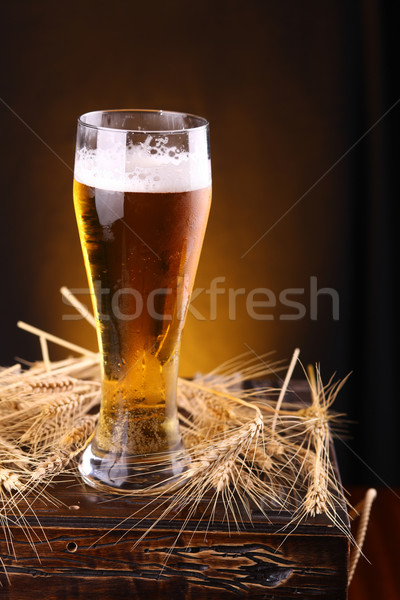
[78,441,190,494]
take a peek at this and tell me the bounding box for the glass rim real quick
[78,109,209,134]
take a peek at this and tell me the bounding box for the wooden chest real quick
[0,476,349,599]
[0,379,349,599]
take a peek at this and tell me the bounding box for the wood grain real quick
[0,479,349,599]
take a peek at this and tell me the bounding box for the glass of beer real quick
[73,110,211,492]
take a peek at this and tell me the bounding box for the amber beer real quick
[74,110,211,491]
[73,183,211,453]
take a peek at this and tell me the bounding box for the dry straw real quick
[0,287,357,565]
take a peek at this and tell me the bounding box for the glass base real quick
[78,441,190,494]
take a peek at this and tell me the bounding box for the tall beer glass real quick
[73,110,211,491]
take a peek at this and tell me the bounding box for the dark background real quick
[0,0,397,486]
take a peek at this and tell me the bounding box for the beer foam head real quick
[74,132,211,193]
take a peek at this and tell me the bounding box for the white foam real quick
[74,133,211,193]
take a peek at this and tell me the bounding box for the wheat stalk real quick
[0,291,353,572]
[0,468,22,493]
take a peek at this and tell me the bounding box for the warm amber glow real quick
[33,169,334,378]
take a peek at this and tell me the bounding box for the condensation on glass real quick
[73,109,211,491]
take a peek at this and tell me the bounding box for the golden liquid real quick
[73,180,211,455]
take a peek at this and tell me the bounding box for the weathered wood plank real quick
[1,525,348,599]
